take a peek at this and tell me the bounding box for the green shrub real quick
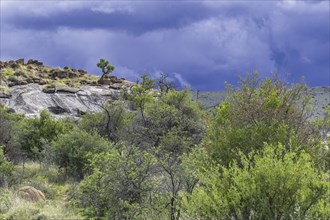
[206,74,321,167]
[76,144,156,219]
[51,128,110,180]
[79,100,132,143]
[0,188,11,213]
[14,110,72,161]
[183,143,330,219]
[0,147,14,187]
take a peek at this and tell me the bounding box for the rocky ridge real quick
[0,59,329,119]
[0,59,134,117]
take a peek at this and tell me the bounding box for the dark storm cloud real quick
[1,0,329,90]
[2,1,213,35]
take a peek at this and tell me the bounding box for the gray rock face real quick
[0,83,124,118]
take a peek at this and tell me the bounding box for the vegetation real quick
[97,58,115,82]
[0,62,99,93]
[0,71,329,220]
[182,144,329,219]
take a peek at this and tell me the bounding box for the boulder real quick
[106,76,122,83]
[56,87,80,93]
[33,78,41,84]
[68,71,79,78]
[98,78,112,85]
[7,77,28,86]
[16,186,46,202]
[27,59,43,66]
[78,69,87,74]
[16,58,24,65]
[26,78,34,83]
[49,70,68,79]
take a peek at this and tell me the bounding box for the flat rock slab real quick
[0,84,122,118]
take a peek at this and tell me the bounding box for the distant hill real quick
[192,87,329,119]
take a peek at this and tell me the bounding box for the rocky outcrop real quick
[0,59,93,87]
[98,75,124,85]
[0,59,136,117]
[16,186,46,202]
[0,83,134,118]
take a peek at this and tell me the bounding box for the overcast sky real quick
[1,0,329,90]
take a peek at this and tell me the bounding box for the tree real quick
[0,147,13,187]
[76,144,156,219]
[97,58,115,83]
[180,74,329,219]
[182,143,330,219]
[79,100,131,143]
[129,73,156,126]
[131,89,206,219]
[0,105,23,155]
[14,110,70,161]
[51,128,109,180]
[206,73,321,167]
[157,72,175,95]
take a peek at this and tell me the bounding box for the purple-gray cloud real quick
[1,0,329,90]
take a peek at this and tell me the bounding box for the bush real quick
[183,143,330,219]
[51,128,110,180]
[79,100,132,143]
[0,147,14,187]
[14,110,72,161]
[206,74,321,167]
[76,144,156,219]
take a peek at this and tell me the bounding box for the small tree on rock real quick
[97,58,115,83]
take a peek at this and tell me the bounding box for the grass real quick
[0,162,82,220]
[0,64,99,90]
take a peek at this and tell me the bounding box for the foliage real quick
[312,106,330,169]
[0,106,24,162]
[141,89,206,219]
[157,72,175,94]
[51,128,110,180]
[76,144,156,219]
[14,110,72,160]
[97,58,115,81]
[183,143,330,219]
[79,100,132,143]
[206,73,320,166]
[129,73,156,125]
[0,147,14,187]
[0,69,328,219]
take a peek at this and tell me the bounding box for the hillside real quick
[0,59,134,117]
[0,59,329,119]
[1,61,329,219]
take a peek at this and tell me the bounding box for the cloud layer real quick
[1,0,329,90]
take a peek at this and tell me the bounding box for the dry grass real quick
[0,162,82,220]
[0,63,100,90]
